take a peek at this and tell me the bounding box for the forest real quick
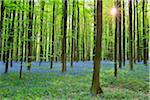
[0,0,150,99]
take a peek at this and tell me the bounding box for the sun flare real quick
[111,7,117,16]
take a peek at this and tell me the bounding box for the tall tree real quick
[123,0,126,66]
[93,0,96,60]
[118,0,122,68]
[17,10,20,61]
[71,0,75,67]
[136,0,140,62]
[145,0,149,61]
[39,1,45,65]
[82,0,85,61]
[91,0,103,95]
[133,0,136,63]
[5,10,11,73]
[76,0,80,62]
[10,1,17,68]
[129,0,133,70]
[142,0,147,65]
[0,0,5,54]
[50,1,55,69]
[114,0,118,77]
[19,0,25,79]
[27,0,34,70]
[61,0,67,72]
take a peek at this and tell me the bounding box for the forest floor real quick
[0,61,149,100]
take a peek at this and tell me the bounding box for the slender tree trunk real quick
[114,1,118,77]
[82,0,85,62]
[133,0,136,64]
[136,0,140,62]
[109,20,113,61]
[77,0,80,62]
[118,0,122,68]
[19,0,25,79]
[91,0,103,95]
[27,0,34,70]
[50,2,55,69]
[129,0,133,70]
[17,10,20,61]
[93,0,96,60]
[145,0,149,61]
[0,0,5,57]
[142,0,147,65]
[39,1,45,66]
[10,1,16,68]
[61,0,67,72]
[123,0,125,66]
[71,0,75,67]
[5,10,11,73]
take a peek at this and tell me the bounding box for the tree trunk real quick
[0,0,5,55]
[10,1,16,68]
[39,1,45,65]
[50,1,55,69]
[118,0,122,68]
[123,0,125,66]
[133,0,136,64]
[77,0,80,62]
[61,0,67,72]
[136,0,140,62]
[142,0,147,65]
[93,0,96,60]
[129,0,133,70]
[19,0,25,79]
[91,0,103,95]
[114,0,118,77]
[145,0,149,61]
[27,0,34,70]
[71,0,75,67]
[5,10,11,73]
[82,0,85,62]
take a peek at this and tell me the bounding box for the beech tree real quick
[91,0,103,95]
[114,0,118,77]
[142,0,147,65]
[129,0,133,70]
[27,0,34,70]
[123,0,125,66]
[0,0,5,53]
[50,1,55,69]
[61,0,67,72]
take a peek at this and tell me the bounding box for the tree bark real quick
[5,10,11,73]
[114,0,118,77]
[0,0,5,54]
[142,0,147,65]
[61,0,67,72]
[39,1,45,65]
[118,0,122,68]
[71,0,75,67]
[123,0,125,66]
[77,0,80,62]
[136,0,140,62]
[133,0,136,64]
[91,0,103,95]
[50,1,55,69]
[19,0,25,79]
[27,0,34,70]
[10,1,16,68]
[129,0,133,70]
